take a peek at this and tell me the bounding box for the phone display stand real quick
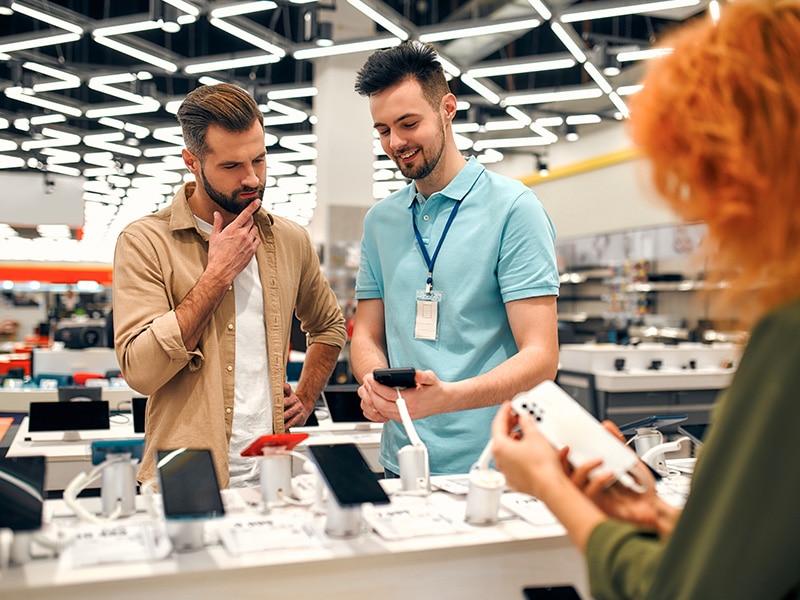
[258,449,313,508]
[101,455,138,518]
[3,531,33,566]
[464,467,505,526]
[398,444,430,493]
[395,392,431,494]
[324,495,362,539]
[166,520,205,552]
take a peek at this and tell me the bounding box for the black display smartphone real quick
[619,413,688,435]
[307,443,390,507]
[373,367,416,389]
[678,423,708,447]
[0,456,46,532]
[523,585,582,599]
[156,449,225,520]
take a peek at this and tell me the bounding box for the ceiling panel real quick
[0,0,711,263]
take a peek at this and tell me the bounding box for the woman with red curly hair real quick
[491,1,800,598]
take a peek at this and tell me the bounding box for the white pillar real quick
[310,3,376,265]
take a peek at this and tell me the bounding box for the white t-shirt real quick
[196,217,272,488]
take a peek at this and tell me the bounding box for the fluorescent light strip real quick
[419,18,539,43]
[535,116,563,127]
[10,2,84,34]
[21,128,81,150]
[608,92,630,118]
[437,56,462,78]
[473,136,552,151]
[93,36,178,73]
[460,74,500,105]
[4,87,82,117]
[163,0,201,16]
[616,84,644,96]
[209,18,286,56]
[566,114,602,125]
[452,123,481,133]
[467,57,575,78]
[93,20,163,37]
[505,87,602,106]
[23,62,80,92]
[43,163,81,177]
[505,106,532,125]
[86,99,160,119]
[267,87,318,100]
[31,114,68,125]
[0,32,81,53]
[346,0,409,41]
[583,62,613,94]
[561,0,700,23]
[527,0,552,20]
[484,120,527,132]
[550,22,586,63]
[210,1,277,18]
[184,53,281,74]
[294,37,400,60]
[617,47,673,62]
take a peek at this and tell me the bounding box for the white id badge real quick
[414,290,441,341]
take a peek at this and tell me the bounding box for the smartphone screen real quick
[619,414,688,435]
[0,456,46,532]
[523,586,582,599]
[678,423,708,447]
[156,449,225,519]
[307,443,390,507]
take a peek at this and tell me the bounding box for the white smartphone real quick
[511,381,642,491]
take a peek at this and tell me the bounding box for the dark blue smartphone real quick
[373,367,416,388]
[619,414,688,435]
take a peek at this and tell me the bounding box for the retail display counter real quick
[557,342,740,425]
[0,480,589,600]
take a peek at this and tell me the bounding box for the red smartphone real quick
[240,433,309,457]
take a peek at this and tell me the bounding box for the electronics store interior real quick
[0,1,750,599]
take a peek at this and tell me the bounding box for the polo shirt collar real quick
[405,156,484,207]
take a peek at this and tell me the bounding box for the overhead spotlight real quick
[603,54,622,77]
[316,21,334,47]
[537,155,549,177]
[0,0,12,16]
[565,124,579,142]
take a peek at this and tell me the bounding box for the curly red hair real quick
[629,0,800,324]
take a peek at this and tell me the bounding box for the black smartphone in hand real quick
[373,367,416,389]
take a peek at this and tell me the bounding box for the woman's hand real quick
[567,421,682,538]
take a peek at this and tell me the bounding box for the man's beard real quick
[395,119,446,181]
[200,164,264,215]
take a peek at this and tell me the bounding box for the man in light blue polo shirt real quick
[351,41,560,476]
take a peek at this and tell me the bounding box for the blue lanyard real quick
[412,199,462,293]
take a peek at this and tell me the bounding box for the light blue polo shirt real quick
[356,157,559,475]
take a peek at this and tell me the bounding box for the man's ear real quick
[441,92,458,124]
[182,148,200,176]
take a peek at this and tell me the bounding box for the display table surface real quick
[0,483,590,600]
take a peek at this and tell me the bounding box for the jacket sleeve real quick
[113,227,202,395]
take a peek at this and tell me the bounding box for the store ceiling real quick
[0,0,711,263]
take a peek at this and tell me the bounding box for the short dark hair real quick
[354,41,451,110]
[176,83,264,158]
